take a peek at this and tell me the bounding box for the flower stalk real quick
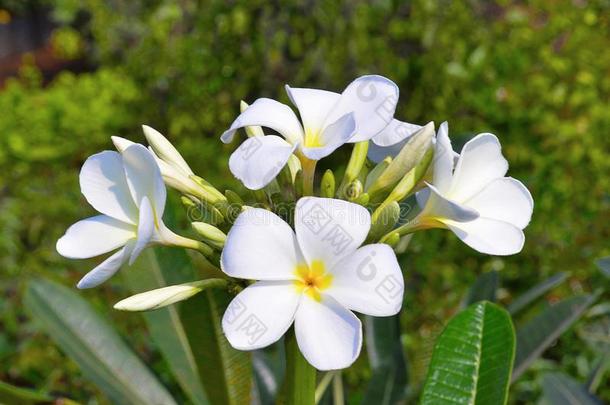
[286,327,316,405]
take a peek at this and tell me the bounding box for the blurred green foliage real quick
[0,0,608,403]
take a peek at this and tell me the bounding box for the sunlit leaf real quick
[421,301,515,405]
[512,294,598,381]
[181,290,252,405]
[122,247,210,405]
[542,372,603,405]
[461,270,499,307]
[361,315,407,405]
[24,278,176,405]
[507,272,569,315]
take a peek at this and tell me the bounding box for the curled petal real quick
[79,151,138,224]
[228,135,297,190]
[300,113,356,160]
[371,119,421,147]
[465,177,533,229]
[130,196,155,265]
[325,75,399,143]
[416,184,479,223]
[56,215,135,259]
[450,133,508,201]
[432,121,455,193]
[76,240,135,289]
[444,217,525,256]
[285,86,340,134]
[122,144,167,218]
[221,98,304,146]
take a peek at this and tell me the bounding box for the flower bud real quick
[367,122,435,200]
[345,179,363,201]
[369,201,401,241]
[142,125,193,175]
[320,169,336,198]
[114,279,227,311]
[192,222,227,249]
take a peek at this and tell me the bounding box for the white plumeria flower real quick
[57,144,199,288]
[221,197,404,370]
[221,75,400,190]
[112,127,206,200]
[367,118,423,163]
[413,122,534,255]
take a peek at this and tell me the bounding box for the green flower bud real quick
[191,222,227,249]
[321,169,336,198]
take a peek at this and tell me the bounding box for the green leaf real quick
[122,248,210,405]
[541,373,603,405]
[512,294,598,381]
[252,350,283,405]
[507,272,569,315]
[361,315,407,405]
[461,271,499,308]
[0,380,53,405]
[24,278,176,405]
[420,301,515,405]
[181,289,252,405]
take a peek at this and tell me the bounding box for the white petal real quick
[142,125,193,175]
[432,121,455,193]
[449,133,509,201]
[222,281,300,350]
[371,119,421,147]
[76,240,135,289]
[367,139,406,163]
[221,208,302,280]
[228,135,297,190]
[221,98,304,145]
[56,215,136,259]
[417,184,479,222]
[328,244,404,316]
[110,136,136,153]
[129,196,155,264]
[444,217,525,256]
[324,75,399,143]
[285,86,340,134]
[79,151,138,224]
[465,177,533,229]
[300,113,356,160]
[294,295,362,370]
[122,144,167,218]
[295,197,370,269]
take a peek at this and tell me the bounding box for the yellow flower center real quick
[293,260,333,302]
[304,128,323,148]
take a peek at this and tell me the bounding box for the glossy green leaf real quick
[24,278,176,405]
[461,271,499,308]
[252,350,283,405]
[420,301,515,405]
[542,373,603,405]
[507,272,569,315]
[181,289,252,405]
[122,247,209,405]
[512,294,598,381]
[361,315,407,405]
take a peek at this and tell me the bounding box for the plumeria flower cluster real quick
[58,74,533,372]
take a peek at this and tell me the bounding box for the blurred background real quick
[0,0,608,403]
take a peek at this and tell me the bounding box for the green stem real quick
[286,327,316,405]
[301,157,317,196]
[338,141,369,196]
[332,372,344,405]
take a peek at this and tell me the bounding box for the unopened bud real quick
[321,170,336,198]
[192,222,227,249]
